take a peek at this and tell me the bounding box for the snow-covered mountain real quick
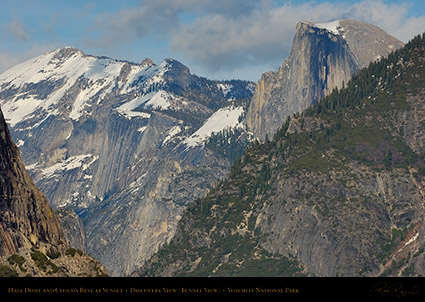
[0,47,253,207]
[0,46,254,275]
[0,19,403,277]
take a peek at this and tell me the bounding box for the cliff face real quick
[0,20,406,277]
[246,20,404,141]
[0,107,108,276]
[56,209,86,252]
[0,47,254,276]
[0,108,66,257]
[137,34,425,277]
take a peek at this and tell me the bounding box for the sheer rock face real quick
[56,209,86,252]
[245,20,404,141]
[0,108,66,257]
[0,108,108,276]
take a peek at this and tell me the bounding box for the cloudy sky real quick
[1,0,425,81]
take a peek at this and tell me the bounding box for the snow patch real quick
[314,20,344,36]
[86,190,96,199]
[0,49,181,127]
[115,94,152,119]
[183,106,244,147]
[403,232,419,248]
[25,162,38,170]
[144,90,172,110]
[121,60,170,93]
[0,48,131,124]
[217,83,233,96]
[115,90,176,118]
[127,172,148,195]
[163,125,181,145]
[39,154,98,177]
[65,129,73,140]
[82,155,99,170]
[144,60,171,88]
[1,95,43,127]
[16,139,25,147]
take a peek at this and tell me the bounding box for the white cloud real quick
[3,18,30,42]
[86,0,425,78]
[170,2,346,72]
[87,0,258,47]
[3,0,425,80]
[170,0,425,74]
[348,0,425,42]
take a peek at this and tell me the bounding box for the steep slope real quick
[0,47,254,276]
[245,19,404,141]
[0,107,107,276]
[137,33,425,277]
[56,208,86,252]
[0,108,65,256]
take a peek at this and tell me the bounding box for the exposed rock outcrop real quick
[56,209,86,252]
[0,108,66,257]
[0,107,107,276]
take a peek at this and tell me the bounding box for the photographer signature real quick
[370,282,420,298]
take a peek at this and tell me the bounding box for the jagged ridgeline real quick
[137,33,425,277]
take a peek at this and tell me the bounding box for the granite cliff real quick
[0,19,408,277]
[0,107,107,276]
[245,20,404,141]
[137,33,425,277]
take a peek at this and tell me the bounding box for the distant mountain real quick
[0,107,107,276]
[0,19,407,277]
[245,19,404,141]
[0,47,254,275]
[137,33,425,277]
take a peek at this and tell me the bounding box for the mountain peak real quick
[138,34,425,277]
[297,20,404,67]
[0,41,255,275]
[141,57,155,67]
[246,19,404,141]
[161,57,191,75]
[52,46,85,59]
[162,57,186,67]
